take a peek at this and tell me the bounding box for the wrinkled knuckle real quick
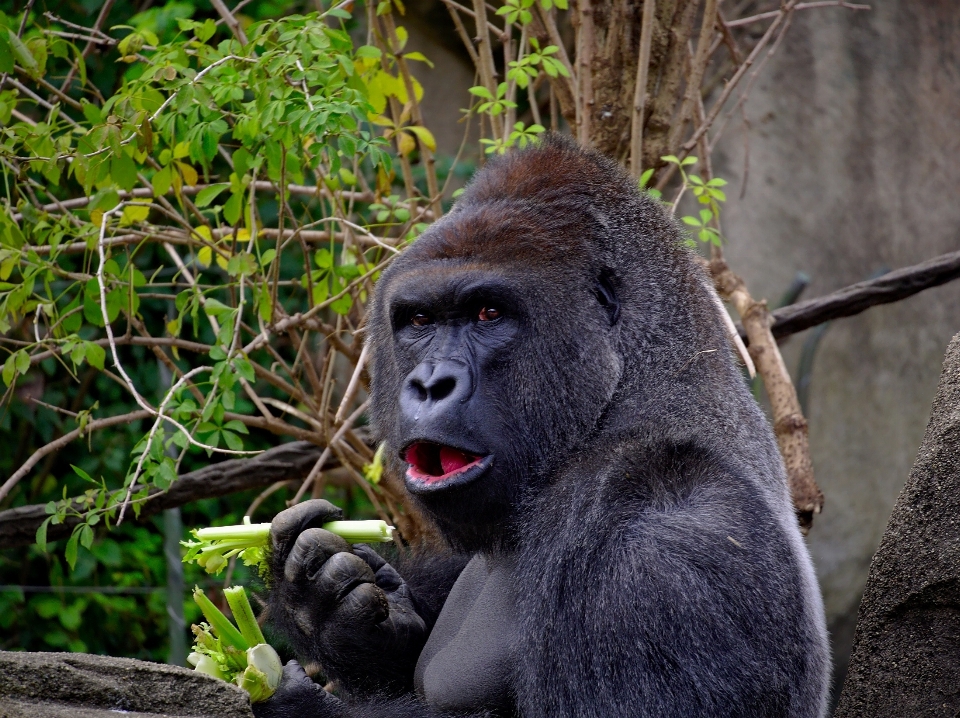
[284,528,333,583]
[340,582,390,623]
[319,551,376,598]
[352,543,387,571]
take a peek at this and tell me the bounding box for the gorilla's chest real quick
[414,553,518,713]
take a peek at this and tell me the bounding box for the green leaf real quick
[224,192,243,225]
[203,298,234,318]
[120,202,151,225]
[259,248,277,267]
[80,100,102,126]
[65,530,80,570]
[233,357,255,382]
[111,153,138,192]
[79,523,94,550]
[233,147,252,177]
[195,18,217,43]
[155,459,177,489]
[7,30,38,77]
[152,166,172,197]
[72,465,97,483]
[222,430,244,451]
[402,51,434,68]
[89,188,121,213]
[195,184,229,208]
[330,292,353,315]
[36,517,52,553]
[84,342,106,370]
[356,45,382,59]
[0,33,13,74]
[224,419,249,434]
[4,353,19,386]
[468,85,494,100]
[15,349,29,375]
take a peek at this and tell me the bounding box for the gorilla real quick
[256,135,830,718]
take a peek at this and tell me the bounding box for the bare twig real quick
[724,0,869,28]
[290,400,371,504]
[0,411,153,506]
[210,0,249,45]
[471,0,504,139]
[629,0,656,178]
[576,0,596,144]
[667,0,718,153]
[334,342,368,423]
[682,0,799,155]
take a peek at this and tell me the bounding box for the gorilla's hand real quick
[268,500,429,696]
[252,660,344,718]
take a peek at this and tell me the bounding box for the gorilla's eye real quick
[478,307,501,322]
[411,312,433,327]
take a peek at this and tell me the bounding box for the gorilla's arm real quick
[266,501,469,699]
[513,441,828,718]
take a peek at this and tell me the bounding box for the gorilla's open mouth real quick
[404,442,489,485]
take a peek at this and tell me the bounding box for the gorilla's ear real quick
[594,269,620,326]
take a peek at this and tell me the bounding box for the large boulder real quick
[0,651,254,718]
[833,333,960,716]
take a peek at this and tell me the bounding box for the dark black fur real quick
[258,136,830,718]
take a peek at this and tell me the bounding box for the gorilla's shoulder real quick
[521,429,791,559]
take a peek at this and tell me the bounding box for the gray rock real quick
[833,333,960,716]
[0,651,254,718]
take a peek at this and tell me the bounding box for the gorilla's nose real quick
[401,360,473,421]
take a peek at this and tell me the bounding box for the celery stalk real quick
[192,586,249,652]
[322,520,394,543]
[182,516,394,576]
[224,585,266,647]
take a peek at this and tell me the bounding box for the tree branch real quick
[711,259,823,531]
[0,411,154,506]
[742,249,960,342]
[0,441,328,548]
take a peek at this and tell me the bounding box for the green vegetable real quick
[224,585,266,647]
[181,515,394,576]
[189,585,282,703]
[182,511,393,701]
[238,643,283,702]
[193,586,249,652]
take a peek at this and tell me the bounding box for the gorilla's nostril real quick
[429,376,456,402]
[409,379,428,402]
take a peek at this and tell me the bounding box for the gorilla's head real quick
[367,136,733,551]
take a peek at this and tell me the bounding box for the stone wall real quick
[711,1,960,705]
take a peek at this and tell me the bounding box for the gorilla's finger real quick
[373,562,404,593]
[332,581,390,625]
[314,551,377,600]
[270,500,344,561]
[284,528,352,584]
[280,659,315,688]
[252,660,344,718]
[351,543,387,572]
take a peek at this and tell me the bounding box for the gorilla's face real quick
[371,246,624,550]
[388,267,524,497]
